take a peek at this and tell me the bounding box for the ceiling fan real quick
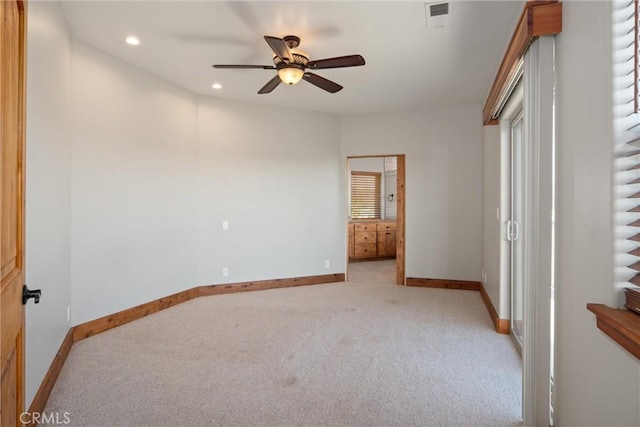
[213,35,365,94]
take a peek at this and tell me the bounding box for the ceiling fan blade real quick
[258,75,282,94]
[264,36,293,63]
[302,72,343,93]
[213,64,276,69]
[307,55,366,70]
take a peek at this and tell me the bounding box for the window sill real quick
[587,303,640,360]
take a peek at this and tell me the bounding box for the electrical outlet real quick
[324,260,330,269]
[222,220,229,231]
[222,267,229,277]
[66,305,71,322]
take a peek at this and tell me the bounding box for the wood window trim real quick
[482,0,562,125]
[587,304,640,360]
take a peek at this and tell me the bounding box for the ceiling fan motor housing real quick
[283,35,301,48]
[273,53,309,68]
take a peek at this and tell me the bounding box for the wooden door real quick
[1,1,27,425]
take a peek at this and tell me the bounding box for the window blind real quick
[613,0,640,299]
[350,171,381,219]
[635,0,639,113]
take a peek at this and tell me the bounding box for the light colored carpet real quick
[43,263,522,426]
[348,259,396,284]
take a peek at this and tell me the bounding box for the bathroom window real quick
[350,171,381,219]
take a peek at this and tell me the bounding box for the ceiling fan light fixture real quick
[278,66,304,85]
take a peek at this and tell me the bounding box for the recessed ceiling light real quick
[125,36,140,46]
[212,83,222,90]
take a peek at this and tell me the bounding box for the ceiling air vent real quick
[425,2,450,29]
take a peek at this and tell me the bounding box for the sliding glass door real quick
[509,110,525,352]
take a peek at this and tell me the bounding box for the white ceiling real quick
[60,1,523,115]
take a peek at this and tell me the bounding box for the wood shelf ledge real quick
[587,303,640,360]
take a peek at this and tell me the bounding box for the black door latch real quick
[22,285,41,305]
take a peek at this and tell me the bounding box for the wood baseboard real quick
[73,288,200,341]
[199,273,345,297]
[406,277,510,334]
[478,282,510,334]
[406,277,480,291]
[27,328,75,422]
[73,273,344,342]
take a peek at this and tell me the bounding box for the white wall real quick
[41,32,345,327]
[70,42,200,324]
[341,105,483,281]
[25,1,72,407]
[349,157,384,173]
[481,125,506,316]
[555,1,640,425]
[196,98,343,283]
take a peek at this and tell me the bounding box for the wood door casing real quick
[395,155,405,285]
[1,1,27,425]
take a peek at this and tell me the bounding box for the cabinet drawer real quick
[354,223,376,232]
[354,243,377,258]
[376,222,397,231]
[354,231,376,244]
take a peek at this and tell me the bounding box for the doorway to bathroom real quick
[346,154,405,285]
